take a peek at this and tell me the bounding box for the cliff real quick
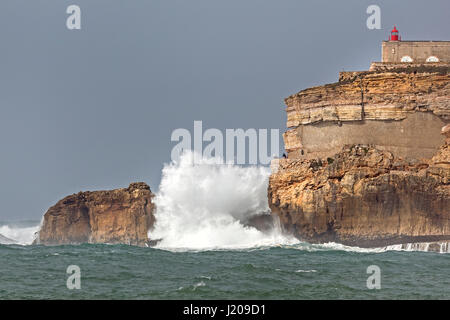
[269,140,450,247]
[35,182,155,246]
[269,64,450,247]
[284,64,449,160]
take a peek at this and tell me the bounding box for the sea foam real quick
[5,151,448,254]
[0,224,39,245]
[150,151,298,250]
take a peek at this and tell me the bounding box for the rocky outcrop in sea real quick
[35,182,155,246]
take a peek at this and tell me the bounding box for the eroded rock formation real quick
[269,63,450,247]
[35,182,155,246]
[269,142,450,247]
[284,64,449,160]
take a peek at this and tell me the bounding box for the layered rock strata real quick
[284,64,449,160]
[35,182,155,246]
[269,141,450,247]
[269,64,450,247]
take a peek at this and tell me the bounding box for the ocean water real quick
[1,152,449,300]
[1,242,449,299]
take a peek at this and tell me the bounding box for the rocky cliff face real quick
[35,182,155,246]
[269,140,450,247]
[286,65,450,128]
[284,64,449,160]
[269,64,450,247]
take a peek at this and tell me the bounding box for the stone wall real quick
[368,62,450,72]
[382,41,450,63]
[287,112,446,160]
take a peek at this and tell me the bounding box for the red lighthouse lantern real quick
[389,26,400,41]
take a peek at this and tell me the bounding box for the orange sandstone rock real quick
[268,145,450,247]
[269,65,450,247]
[35,182,155,246]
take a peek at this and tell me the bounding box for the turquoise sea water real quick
[1,243,449,300]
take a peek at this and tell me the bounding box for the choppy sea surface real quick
[1,239,450,299]
[2,154,448,299]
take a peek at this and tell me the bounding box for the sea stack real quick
[268,27,450,247]
[35,182,155,246]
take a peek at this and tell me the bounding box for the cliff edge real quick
[269,64,450,247]
[35,182,155,246]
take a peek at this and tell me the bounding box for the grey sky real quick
[1,0,449,220]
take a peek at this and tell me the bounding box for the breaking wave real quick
[281,241,450,254]
[3,152,448,254]
[150,151,298,250]
[384,242,450,254]
[0,222,40,245]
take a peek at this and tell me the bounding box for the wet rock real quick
[35,182,155,246]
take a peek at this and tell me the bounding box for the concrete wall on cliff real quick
[269,65,450,248]
[284,66,450,160]
[286,112,446,160]
[382,41,450,63]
